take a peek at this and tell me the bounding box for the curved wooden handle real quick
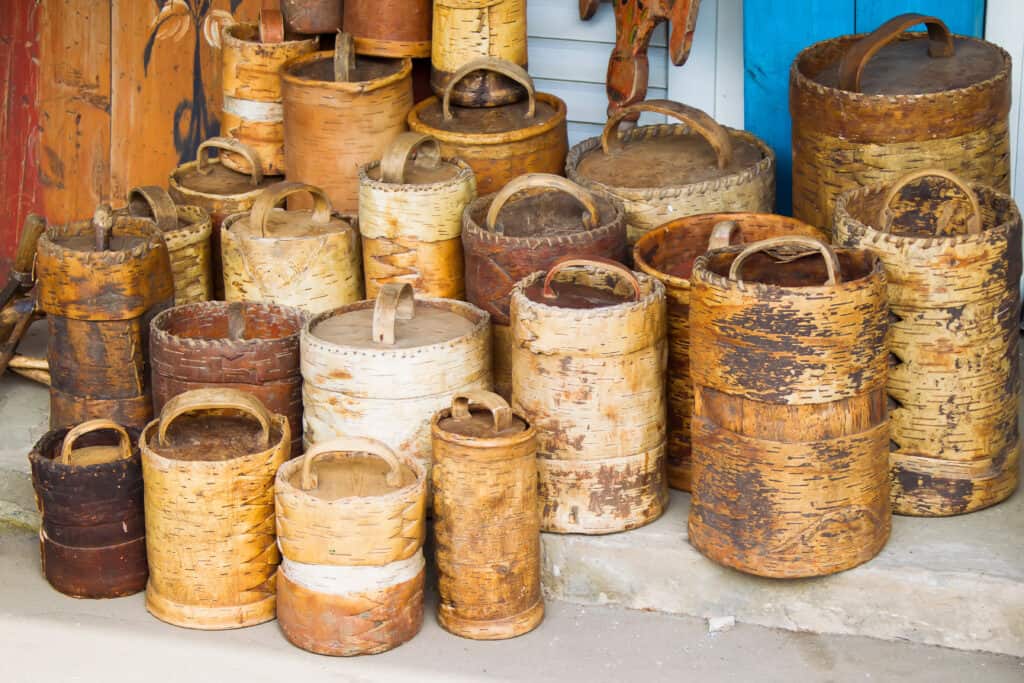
[13,214,46,276]
[127,186,179,232]
[838,13,954,93]
[485,174,600,234]
[879,168,982,235]
[196,137,265,186]
[601,99,733,169]
[250,181,333,237]
[707,220,740,250]
[258,7,285,43]
[157,387,272,448]
[380,132,442,185]
[542,256,641,302]
[300,436,402,491]
[372,283,415,346]
[443,57,536,121]
[728,236,841,285]
[450,390,513,432]
[60,420,132,465]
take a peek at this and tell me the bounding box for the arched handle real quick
[127,186,179,232]
[542,256,642,302]
[838,13,954,93]
[249,181,333,237]
[196,137,265,187]
[485,174,600,234]
[878,169,982,235]
[60,420,132,466]
[380,132,442,185]
[600,99,733,170]
[157,388,272,449]
[707,220,740,250]
[300,436,403,491]
[258,7,284,43]
[450,390,513,432]
[728,236,841,285]
[372,283,415,346]
[442,57,536,121]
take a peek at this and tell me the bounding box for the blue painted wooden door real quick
[743,0,986,216]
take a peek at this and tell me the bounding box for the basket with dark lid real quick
[791,13,1012,232]
[566,99,775,244]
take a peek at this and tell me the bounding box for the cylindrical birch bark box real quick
[430,390,542,639]
[345,0,432,58]
[510,257,668,534]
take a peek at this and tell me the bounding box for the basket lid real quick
[173,137,276,197]
[810,14,1004,95]
[575,100,765,189]
[289,437,419,501]
[481,173,615,238]
[872,169,985,237]
[436,391,528,439]
[230,181,354,239]
[524,257,641,309]
[368,133,463,185]
[56,420,134,467]
[705,236,878,288]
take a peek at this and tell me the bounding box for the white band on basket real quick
[222,96,284,123]
[281,551,424,595]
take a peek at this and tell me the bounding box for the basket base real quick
[145,581,276,630]
[438,599,543,640]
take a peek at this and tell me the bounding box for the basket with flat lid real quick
[169,137,276,224]
[566,99,775,244]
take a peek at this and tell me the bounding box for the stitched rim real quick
[358,157,475,193]
[462,190,626,247]
[510,268,664,321]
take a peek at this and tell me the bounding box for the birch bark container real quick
[511,257,668,534]
[276,437,427,656]
[834,169,1021,516]
[345,0,432,58]
[281,0,343,35]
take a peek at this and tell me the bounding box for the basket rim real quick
[139,413,291,467]
[358,156,476,193]
[407,92,567,145]
[281,50,412,94]
[169,158,274,202]
[510,268,665,322]
[275,447,427,506]
[38,216,167,265]
[150,300,307,351]
[462,190,626,247]
[222,22,319,50]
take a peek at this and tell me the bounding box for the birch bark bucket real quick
[221,181,362,314]
[358,132,476,299]
[408,58,569,195]
[462,174,628,398]
[791,13,1012,233]
[689,237,891,578]
[633,213,826,491]
[430,391,542,640]
[345,0,433,58]
[275,437,427,656]
[301,283,491,484]
[281,0,343,35]
[566,100,776,244]
[510,257,668,534]
[29,420,147,599]
[834,169,1021,516]
[141,388,290,629]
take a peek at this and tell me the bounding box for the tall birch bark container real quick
[141,389,290,630]
[358,132,476,298]
[689,237,891,578]
[834,170,1021,516]
[511,257,668,534]
[431,391,542,639]
[633,214,826,491]
[345,0,432,58]
[275,437,427,656]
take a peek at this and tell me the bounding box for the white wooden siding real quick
[985,0,1024,200]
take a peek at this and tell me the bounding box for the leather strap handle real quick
[258,7,284,43]
[879,169,982,235]
[380,133,442,185]
[196,137,265,186]
[372,283,415,346]
[601,99,733,169]
[127,186,179,232]
[443,57,536,121]
[450,390,513,432]
[838,13,954,93]
[300,436,403,491]
[707,220,740,250]
[485,174,600,234]
[60,420,132,465]
[250,181,333,237]
[542,256,641,302]
[728,236,841,285]
[157,388,272,449]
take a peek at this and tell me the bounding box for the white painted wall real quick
[985,0,1024,200]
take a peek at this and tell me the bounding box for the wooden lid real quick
[367,133,462,185]
[286,437,419,501]
[435,391,528,439]
[173,137,276,197]
[576,100,765,189]
[523,257,641,309]
[230,181,354,239]
[57,420,134,467]
[480,173,616,238]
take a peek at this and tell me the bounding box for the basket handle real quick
[60,420,132,466]
[127,186,179,232]
[707,220,740,250]
[334,31,356,82]
[300,436,403,490]
[196,137,265,187]
[258,7,284,43]
[485,174,600,234]
[542,256,641,302]
[878,168,982,235]
[372,283,415,346]
[450,390,513,432]
[838,13,954,93]
[157,387,272,449]
[380,132,442,185]
[442,57,536,121]
[728,236,841,285]
[249,181,333,237]
[600,99,733,170]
